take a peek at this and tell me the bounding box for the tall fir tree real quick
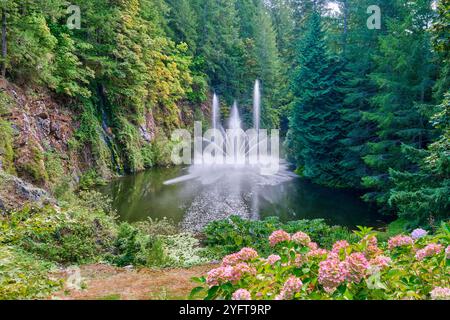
[286,11,346,187]
[362,0,437,208]
[389,0,450,227]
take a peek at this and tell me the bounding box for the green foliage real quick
[109,222,162,267]
[78,169,107,190]
[362,0,436,207]
[18,145,48,184]
[0,105,15,174]
[0,245,62,300]
[389,91,450,227]
[0,201,117,264]
[203,216,356,256]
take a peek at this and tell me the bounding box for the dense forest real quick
[0,0,449,302]
[0,0,448,230]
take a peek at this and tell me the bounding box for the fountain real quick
[212,93,219,130]
[253,80,261,131]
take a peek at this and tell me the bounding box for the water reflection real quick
[98,166,388,231]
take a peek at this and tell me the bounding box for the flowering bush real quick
[192,223,450,300]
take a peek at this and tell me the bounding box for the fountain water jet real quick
[212,93,220,130]
[253,80,261,131]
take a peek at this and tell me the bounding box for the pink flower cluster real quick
[206,263,256,287]
[307,248,328,260]
[232,289,251,300]
[267,254,282,265]
[388,235,414,250]
[269,230,291,247]
[293,254,304,267]
[318,254,349,292]
[275,276,303,300]
[369,255,392,269]
[308,242,319,250]
[430,287,450,300]
[415,243,443,261]
[345,253,369,283]
[364,236,382,258]
[445,246,450,260]
[292,232,311,246]
[222,247,258,266]
[332,240,350,254]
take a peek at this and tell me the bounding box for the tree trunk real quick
[1,9,6,78]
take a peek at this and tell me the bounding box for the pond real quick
[98,164,389,232]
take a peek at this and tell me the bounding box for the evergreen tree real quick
[165,0,198,53]
[389,92,450,227]
[286,11,346,187]
[432,0,450,100]
[389,1,450,227]
[362,0,437,207]
[193,0,243,101]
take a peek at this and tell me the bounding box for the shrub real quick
[192,223,450,300]
[160,233,211,268]
[203,216,357,257]
[0,245,62,300]
[107,222,168,267]
[0,202,117,264]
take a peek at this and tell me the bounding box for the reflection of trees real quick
[259,179,381,227]
[99,167,185,222]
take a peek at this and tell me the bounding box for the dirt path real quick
[52,263,216,300]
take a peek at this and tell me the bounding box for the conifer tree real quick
[362,0,437,207]
[286,11,346,187]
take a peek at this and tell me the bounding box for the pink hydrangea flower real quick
[318,254,349,292]
[331,240,350,254]
[345,253,369,283]
[430,287,450,300]
[269,230,291,247]
[388,235,414,250]
[293,254,304,267]
[369,255,392,269]
[362,236,382,258]
[307,248,328,260]
[292,232,311,246]
[275,276,303,300]
[222,247,258,266]
[267,254,282,265]
[222,253,241,266]
[445,246,450,260]
[239,247,258,260]
[231,263,256,281]
[232,289,252,300]
[411,228,428,240]
[308,242,319,250]
[415,243,443,261]
[206,266,234,287]
[206,263,256,287]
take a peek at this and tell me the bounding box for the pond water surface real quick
[98,165,389,231]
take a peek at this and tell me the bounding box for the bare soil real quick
[52,263,217,300]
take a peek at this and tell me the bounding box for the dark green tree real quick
[362,0,437,207]
[286,11,346,187]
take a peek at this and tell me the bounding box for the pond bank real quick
[52,263,218,300]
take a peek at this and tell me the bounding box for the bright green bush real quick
[0,245,62,300]
[192,223,450,300]
[203,216,357,257]
[0,202,117,264]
